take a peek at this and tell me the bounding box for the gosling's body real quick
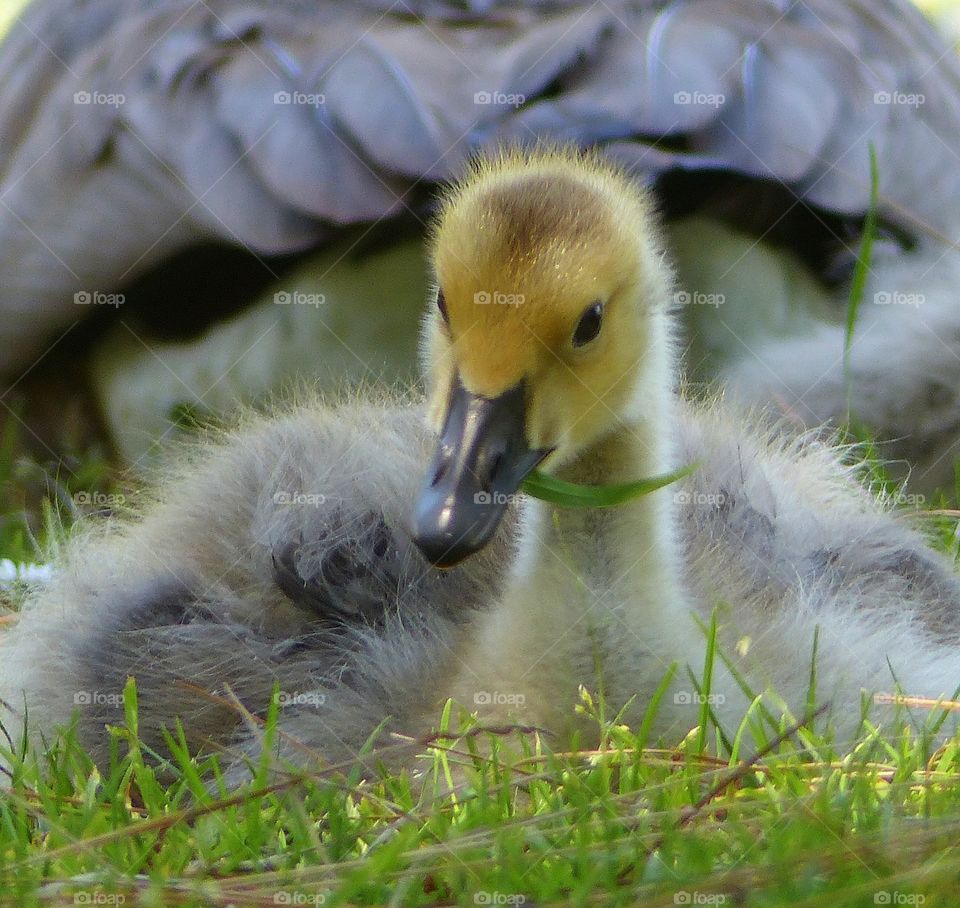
[3,147,960,781]
[3,394,959,776]
[0,400,514,771]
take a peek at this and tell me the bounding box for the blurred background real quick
[922,0,960,39]
[0,1,957,39]
[3,0,959,33]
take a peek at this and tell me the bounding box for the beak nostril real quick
[431,461,448,486]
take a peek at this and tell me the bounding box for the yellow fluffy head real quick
[422,144,673,464]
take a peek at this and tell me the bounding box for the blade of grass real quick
[696,611,719,754]
[805,626,820,728]
[691,612,782,741]
[636,663,678,751]
[843,142,879,417]
[522,462,697,508]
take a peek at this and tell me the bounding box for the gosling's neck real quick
[455,315,691,735]
[525,323,686,636]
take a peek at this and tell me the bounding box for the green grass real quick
[3,664,960,905]
[2,416,960,906]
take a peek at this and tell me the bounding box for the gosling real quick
[2,146,960,784]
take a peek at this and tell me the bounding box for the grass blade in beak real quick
[521,463,698,508]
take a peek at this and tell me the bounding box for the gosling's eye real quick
[572,301,604,347]
[437,288,449,324]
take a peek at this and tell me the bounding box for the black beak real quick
[413,377,549,567]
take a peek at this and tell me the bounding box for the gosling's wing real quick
[674,401,960,646]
